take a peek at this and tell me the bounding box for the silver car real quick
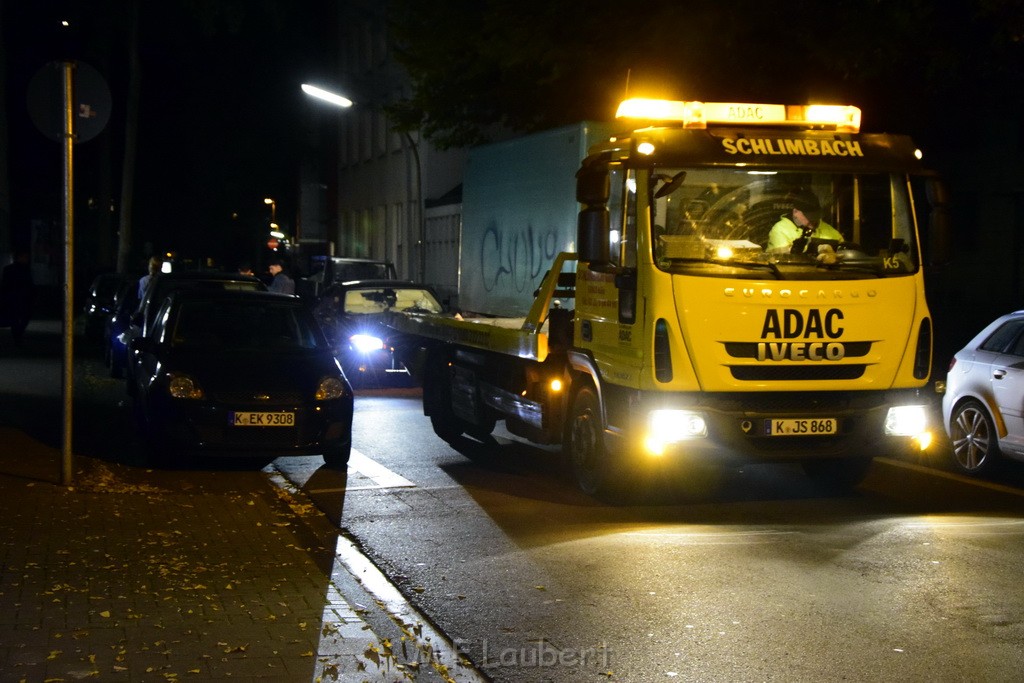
[942,310,1024,475]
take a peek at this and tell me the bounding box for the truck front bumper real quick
[615,388,934,463]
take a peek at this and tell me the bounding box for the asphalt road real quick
[10,320,1024,682]
[274,393,1024,683]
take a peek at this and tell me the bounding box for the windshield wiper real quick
[720,259,785,279]
[817,257,887,275]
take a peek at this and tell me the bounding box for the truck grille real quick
[723,341,873,358]
[730,365,866,381]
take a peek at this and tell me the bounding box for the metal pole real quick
[402,131,424,281]
[61,61,75,485]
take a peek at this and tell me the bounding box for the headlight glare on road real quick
[168,373,204,399]
[912,431,934,451]
[316,376,347,400]
[350,334,385,354]
[884,404,928,436]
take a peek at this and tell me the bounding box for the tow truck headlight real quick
[644,409,708,455]
[884,405,927,436]
[350,334,385,354]
[885,404,933,451]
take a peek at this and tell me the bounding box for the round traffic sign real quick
[28,60,111,144]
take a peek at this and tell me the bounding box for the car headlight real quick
[316,376,347,400]
[350,334,386,354]
[168,373,204,399]
[644,408,708,455]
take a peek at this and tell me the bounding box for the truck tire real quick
[801,457,873,492]
[567,385,621,499]
[423,352,469,442]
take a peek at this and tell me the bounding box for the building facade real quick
[318,1,466,289]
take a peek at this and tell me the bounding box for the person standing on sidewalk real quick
[0,248,34,347]
[267,257,295,295]
[137,256,160,299]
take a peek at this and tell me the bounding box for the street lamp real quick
[301,83,353,108]
[263,197,276,224]
[301,83,425,281]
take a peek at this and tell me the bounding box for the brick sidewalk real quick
[0,438,409,682]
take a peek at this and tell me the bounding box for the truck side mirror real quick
[577,207,610,265]
[576,168,609,205]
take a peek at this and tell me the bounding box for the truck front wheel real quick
[424,352,468,442]
[567,386,619,499]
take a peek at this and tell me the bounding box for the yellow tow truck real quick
[388,98,945,499]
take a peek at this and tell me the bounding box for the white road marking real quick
[333,534,488,682]
[306,449,415,493]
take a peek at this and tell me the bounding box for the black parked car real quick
[128,288,353,467]
[311,279,444,386]
[124,270,266,392]
[82,272,129,342]
[104,277,140,378]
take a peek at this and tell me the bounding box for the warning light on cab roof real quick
[615,98,861,133]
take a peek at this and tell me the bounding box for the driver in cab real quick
[767,188,842,254]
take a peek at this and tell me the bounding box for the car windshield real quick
[141,277,264,326]
[646,168,920,280]
[167,300,325,351]
[342,287,443,315]
[332,263,393,284]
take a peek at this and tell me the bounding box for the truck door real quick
[575,163,646,387]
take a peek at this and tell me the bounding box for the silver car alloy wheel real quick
[950,399,998,474]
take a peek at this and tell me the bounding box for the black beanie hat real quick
[791,187,821,218]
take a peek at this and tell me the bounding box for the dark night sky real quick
[5,1,1022,288]
[5,1,336,272]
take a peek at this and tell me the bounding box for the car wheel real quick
[801,457,873,492]
[131,395,148,435]
[949,399,1000,475]
[323,443,351,469]
[567,385,624,501]
[132,397,171,467]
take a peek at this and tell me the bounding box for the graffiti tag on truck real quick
[479,220,562,294]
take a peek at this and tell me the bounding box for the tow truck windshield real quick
[648,168,919,280]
